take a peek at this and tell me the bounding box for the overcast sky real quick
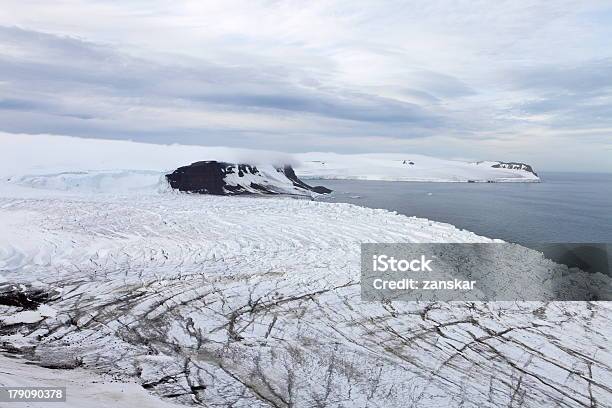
[0,1,611,172]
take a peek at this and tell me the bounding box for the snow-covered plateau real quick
[0,133,539,185]
[0,133,610,408]
[295,152,540,182]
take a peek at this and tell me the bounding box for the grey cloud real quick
[509,59,612,129]
[411,71,476,98]
[194,91,439,124]
[0,25,111,61]
[0,109,245,143]
[0,97,94,119]
[0,98,46,110]
[0,25,441,131]
[510,59,612,94]
[399,89,440,104]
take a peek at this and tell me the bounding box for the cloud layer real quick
[0,1,611,171]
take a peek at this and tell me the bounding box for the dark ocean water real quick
[313,172,612,245]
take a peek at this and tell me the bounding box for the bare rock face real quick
[165,161,331,196]
[165,161,250,195]
[0,284,54,310]
[277,165,332,194]
[492,162,538,176]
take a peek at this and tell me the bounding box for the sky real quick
[0,1,611,172]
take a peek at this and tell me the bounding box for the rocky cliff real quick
[491,161,538,176]
[166,161,331,196]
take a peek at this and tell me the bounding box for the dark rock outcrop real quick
[492,162,538,176]
[0,284,55,310]
[166,161,250,195]
[277,165,332,194]
[166,161,331,196]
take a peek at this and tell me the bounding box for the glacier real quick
[0,134,609,408]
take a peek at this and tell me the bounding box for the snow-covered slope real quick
[0,192,610,407]
[295,152,540,182]
[0,355,184,408]
[0,355,185,408]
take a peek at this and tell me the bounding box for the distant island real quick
[294,152,539,183]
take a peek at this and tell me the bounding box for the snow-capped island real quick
[295,152,540,182]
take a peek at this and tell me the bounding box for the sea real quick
[313,172,612,245]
